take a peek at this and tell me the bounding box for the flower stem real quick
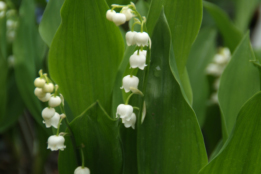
[56,118,64,136]
[80,148,85,168]
[125,93,134,104]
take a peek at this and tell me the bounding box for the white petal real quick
[34,77,46,88]
[116,104,133,118]
[43,83,54,93]
[47,135,66,151]
[134,50,147,57]
[126,31,137,46]
[48,96,62,107]
[106,9,116,21]
[121,75,139,93]
[112,13,126,26]
[34,87,46,98]
[121,7,133,21]
[74,166,90,174]
[123,113,136,129]
[38,93,51,102]
[134,32,150,46]
[129,52,146,70]
[42,107,55,119]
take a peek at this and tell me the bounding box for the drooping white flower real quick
[74,166,91,174]
[43,112,60,128]
[122,113,136,129]
[206,63,222,76]
[121,7,133,21]
[213,54,226,65]
[134,32,150,46]
[42,107,55,119]
[129,51,147,70]
[125,31,137,46]
[48,96,61,107]
[134,50,147,57]
[38,93,51,102]
[120,75,139,93]
[43,83,54,93]
[0,1,6,11]
[112,13,126,26]
[221,47,231,59]
[106,9,116,21]
[116,104,133,119]
[34,87,46,98]
[47,135,66,151]
[34,77,46,88]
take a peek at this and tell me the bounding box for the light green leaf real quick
[199,91,261,174]
[58,102,122,174]
[137,10,207,174]
[39,0,64,47]
[234,0,260,32]
[146,0,203,103]
[48,0,124,116]
[106,0,137,6]
[13,0,46,128]
[187,27,217,126]
[203,1,242,52]
[218,33,259,140]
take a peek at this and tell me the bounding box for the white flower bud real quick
[38,93,51,102]
[129,51,147,70]
[0,1,6,11]
[7,55,15,67]
[221,47,231,59]
[122,113,136,129]
[34,77,46,88]
[126,31,137,46]
[43,83,54,93]
[134,32,150,46]
[120,75,139,93]
[34,87,46,98]
[121,7,133,21]
[74,166,91,174]
[106,9,116,21]
[48,96,61,107]
[42,107,55,119]
[112,13,126,26]
[47,135,66,151]
[213,54,226,65]
[43,112,60,128]
[206,63,222,76]
[116,104,133,119]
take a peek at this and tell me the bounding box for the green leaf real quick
[48,0,124,117]
[106,0,137,6]
[234,0,260,32]
[13,0,46,128]
[199,91,261,174]
[58,102,122,174]
[218,33,259,140]
[39,0,64,47]
[187,27,217,126]
[203,1,242,52]
[137,10,207,174]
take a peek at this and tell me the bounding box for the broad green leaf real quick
[146,0,203,103]
[218,33,259,140]
[39,0,64,47]
[203,1,242,52]
[13,0,46,128]
[106,0,137,6]
[187,27,217,126]
[199,91,261,174]
[48,0,124,117]
[58,102,122,174]
[137,10,207,174]
[234,0,260,32]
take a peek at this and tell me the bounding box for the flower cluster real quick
[107,3,150,129]
[206,47,231,103]
[34,70,66,151]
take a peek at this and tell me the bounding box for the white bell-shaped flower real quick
[206,63,222,76]
[213,54,226,65]
[106,9,116,21]
[43,83,54,93]
[38,93,51,102]
[74,166,91,174]
[126,31,137,46]
[129,51,147,70]
[221,47,231,59]
[34,77,46,88]
[48,96,61,107]
[43,112,60,128]
[134,50,147,57]
[121,7,133,21]
[0,1,6,11]
[47,135,66,151]
[42,107,55,119]
[122,113,136,129]
[134,32,150,46]
[34,87,46,98]
[120,75,139,93]
[112,13,126,26]
[116,104,133,119]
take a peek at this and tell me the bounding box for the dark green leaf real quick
[187,27,217,126]
[39,0,64,47]
[199,91,261,174]
[137,10,208,174]
[218,33,259,139]
[58,102,122,174]
[203,1,242,52]
[48,0,125,117]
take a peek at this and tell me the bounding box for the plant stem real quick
[125,93,134,104]
[80,148,85,168]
